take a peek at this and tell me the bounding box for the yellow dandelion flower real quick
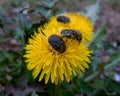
[24,12,93,84]
[48,12,93,43]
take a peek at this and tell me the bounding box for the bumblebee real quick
[48,34,66,53]
[57,15,70,23]
[60,29,82,43]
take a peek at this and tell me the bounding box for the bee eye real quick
[57,16,70,23]
[48,34,66,53]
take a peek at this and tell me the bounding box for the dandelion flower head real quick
[24,12,93,84]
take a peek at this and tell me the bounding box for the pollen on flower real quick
[24,12,93,84]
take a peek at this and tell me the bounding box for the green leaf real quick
[26,23,41,37]
[89,24,106,52]
[91,56,101,72]
[31,91,39,96]
[54,9,67,15]
[81,0,101,25]
[13,28,24,39]
[92,90,107,96]
[93,80,105,89]
[42,0,58,8]
[27,71,35,84]
[11,0,21,6]
[80,78,94,93]
[109,50,120,62]
[35,7,52,18]
[73,77,81,93]
[18,13,25,30]
[85,56,120,82]
[92,24,106,43]
[105,79,120,95]
[105,54,120,70]
[61,89,74,96]
[18,13,32,31]
[0,58,8,67]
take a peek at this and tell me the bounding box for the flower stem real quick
[55,84,61,96]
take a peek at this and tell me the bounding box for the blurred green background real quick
[0,0,120,96]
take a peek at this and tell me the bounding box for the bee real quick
[48,34,66,53]
[60,29,82,43]
[57,15,70,23]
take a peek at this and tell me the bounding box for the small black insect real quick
[60,29,82,43]
[48,34,66,53]
[57,15,70,23]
